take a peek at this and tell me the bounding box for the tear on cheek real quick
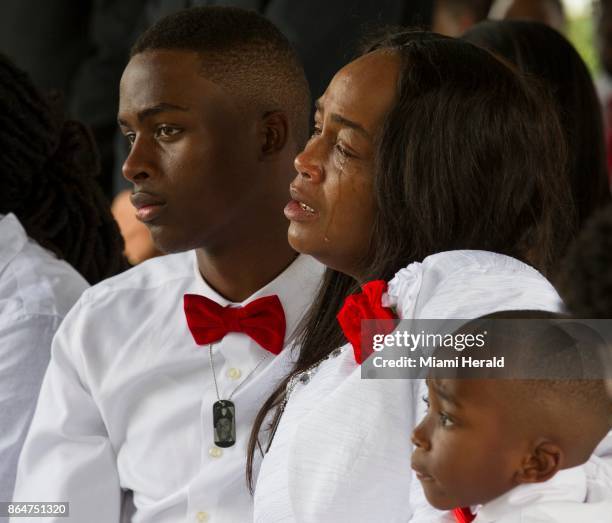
[323,167,343,242]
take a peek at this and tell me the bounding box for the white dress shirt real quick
[11,251,324,523]
[0,213,88,510]
[254,250,568,523]
[472,456,612,522]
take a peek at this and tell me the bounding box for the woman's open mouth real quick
[299,201,315,213]
[284,199,318,221]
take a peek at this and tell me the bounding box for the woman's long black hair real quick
[246,30,575,489]
[0,53,127,283]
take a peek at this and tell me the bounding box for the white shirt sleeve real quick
[10,301,122,523]
[0,312,60,504]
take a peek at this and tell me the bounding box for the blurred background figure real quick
[595,0,612,183]
[431,0,493,36]
[498,0,567,32]
[559,202,612,319]
[596,0,612,79]
[0,53,126,504]
[464,20,610,269]
[0,0,147,201]
[557,202,612,398]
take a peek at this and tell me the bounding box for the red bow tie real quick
[183,294,286,354]
[336,280,397,364]
[453,507,476,523]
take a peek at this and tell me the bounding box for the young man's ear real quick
[514,440,563,484]
[259,111,289,159]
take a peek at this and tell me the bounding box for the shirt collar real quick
[0,213,29,274]
[474,465,587,522]
[190,251,324,345]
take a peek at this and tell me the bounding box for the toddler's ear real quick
[514,440,563,485]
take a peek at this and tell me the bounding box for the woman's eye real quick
[439,412,455,427]
[335,143,354,158]
[310,125,322,138]
[335,143,348,157]
[421,395,430,410]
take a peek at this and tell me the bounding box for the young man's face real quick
[118,49,259,254]
[411,379,525,509]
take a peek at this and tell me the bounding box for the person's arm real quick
[10,301,122,523]
[0,312,60,505]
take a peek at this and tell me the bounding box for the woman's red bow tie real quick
[336,280,397,364]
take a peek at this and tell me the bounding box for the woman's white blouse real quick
[254,250,567,523]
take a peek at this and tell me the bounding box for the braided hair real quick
[0,53,128,284]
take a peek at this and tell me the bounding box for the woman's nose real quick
[294,139,324,183]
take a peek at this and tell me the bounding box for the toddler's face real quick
[411,379,525,509]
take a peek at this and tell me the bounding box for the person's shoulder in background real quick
[0,212,89,504]
[0,213,88,322]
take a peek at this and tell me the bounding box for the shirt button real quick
[196,511,209,522]
[227,368,241,380]
[209,446,223,458]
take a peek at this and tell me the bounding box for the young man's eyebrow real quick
[117,103,189,126]
[314,99,371,139]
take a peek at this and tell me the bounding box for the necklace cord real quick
[208,343,269,401]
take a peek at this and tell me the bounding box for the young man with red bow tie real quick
[11,7,323,523]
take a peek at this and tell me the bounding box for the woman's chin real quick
[288,226,365,278]
[287,222,320,256]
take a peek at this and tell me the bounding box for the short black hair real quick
[449,310,606,381]
[0,53,127,284]
[559,203,612,319]
[131,6,310,148]
[448,310,611,465]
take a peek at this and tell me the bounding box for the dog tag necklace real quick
[209,344,268,448]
